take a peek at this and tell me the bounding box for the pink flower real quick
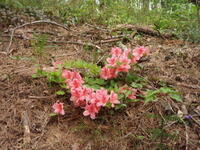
[106,57,118,67]
[68,78,83,89]
[93,89,110,107]
[122,48,131,57]
[109,91,120,107]
[116,55,131,72]
[128,88,137,100]
[100,67,117,80]
[62,70,74,80]
[73,72,84,83]
[83,103,101,119]
[52,101,65,115]
[82,87,94,102]
[131,46,149,63]
[70,87,85,105]
[62,70,84,89]
[111,47,122,57]
[70,86,95,107]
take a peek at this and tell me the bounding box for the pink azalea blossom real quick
[109,91,120,107]
[82,87,94,102]
[132,46,149,63]
[122,48,131,57]
[106,57,118,67]
[116,55,131,72]
[83,103,101,119]
[62,70,74,80]
[131,46,149,63]
[68,78,83,89]
[70,87,85,105]
[70,86,95,107]
[111,47,122,57]
[100,67,117,80]
[133,46,149,56]
[52,101,65,115]
[73,72,84,83]
[128,88,137,100]
[93,89,110,107]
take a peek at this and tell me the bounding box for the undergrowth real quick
[1,0,200,42]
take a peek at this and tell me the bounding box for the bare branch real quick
[6,20,69,55]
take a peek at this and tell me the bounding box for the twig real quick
[96,38,122,44]
[191,117,200,126]
[22,110,31,144]
[0,52,7,55]
[48,40,102,50]
[28,96,51,99]
[26,30,58,36]
[96,52,107,64]
[163,121,178,129]
[6,20,69,54]
[184,123,189,150]
[56,53,77,57]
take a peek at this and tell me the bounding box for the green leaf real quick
[32,74,38,78]
[32,69,47,78]
[125,73,146,85]
[85,84,101,90]
[136,136,145,140]
[84,77,105,86]
[144,90,159,103]
[159,87,173,93]
[56,90,65,95]
[127,99,140,103]
[115,104,127,110]
[169,93,182,102]
[131,82,143,88]
[63,60,101,77]
[49,113,57,117]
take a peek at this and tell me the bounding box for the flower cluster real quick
[60,70,120,119]
[52,46,149,119]
[52,101,65,115]
[100,46,149,80]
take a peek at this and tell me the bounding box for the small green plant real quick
[144,87,182,103]
[56,90,65,95]
[63,59,101,77]
[31,34,48,55]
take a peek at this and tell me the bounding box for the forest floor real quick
[0,16,200,150]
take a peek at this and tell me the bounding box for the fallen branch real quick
[113,24,175,39]
[96,38,122,44]
[96,31,137,44]
[22,110,31,144]
[5,20,69,55]
[184,123,189,150]
[48,40,102,50]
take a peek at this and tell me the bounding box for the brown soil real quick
[0,21,200,150]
